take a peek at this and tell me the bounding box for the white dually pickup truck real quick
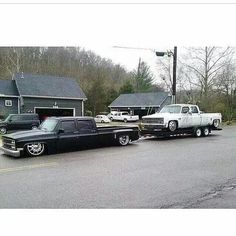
[141,104,222,137]
[111,111,139,122]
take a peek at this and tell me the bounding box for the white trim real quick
[0,94,19,98]
[22,95,87,101]
[34,107,75,116]
[82,100,84,116]
[17,98,20,114]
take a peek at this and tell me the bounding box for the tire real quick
[213,119,220,128]
[194,127,202,137]
[26,143,45,157]
[110,117,113,121]
[202,127,210,137]
[0,127,7,134]
[168,120,177,132]
[31,126,38,130]
[124,118,128,123]
[101,120,104,123]
[117,134,130,146]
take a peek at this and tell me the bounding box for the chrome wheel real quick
[168,121,177,132]
[0,127,7,134]
[26,143,45,156]
[213,119,220,128]
[118,135,130,146]
[195,128,202,137]
[124,118,128,123]
[203,127,209,136]
[32,126,38,130]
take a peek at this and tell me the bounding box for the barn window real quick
[5,100,12,107]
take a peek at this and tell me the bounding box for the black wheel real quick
[0,127,7,134]
[117,134,130,146]
[110,117,113,121]
[124,118,128,123]
[168,120,177,132]
[202,127,210,137]
[101,120,104,123]
[194,127,202,137]
[213,119,220,128]
[25,143,45,157]
[31,126,38,130]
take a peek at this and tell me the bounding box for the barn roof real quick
[109,92,171,107]
[0,79,19,97]
[14,73,86,100]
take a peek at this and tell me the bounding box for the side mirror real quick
[58,128,64,134]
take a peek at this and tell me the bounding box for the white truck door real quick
[190,106,201,126]
[180,106,192,128]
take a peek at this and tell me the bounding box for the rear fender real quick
[113,129,134,139]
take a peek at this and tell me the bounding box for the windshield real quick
[160,105,181,114]
[39,118,58,132]
[4,115,12,122]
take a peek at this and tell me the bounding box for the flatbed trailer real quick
[141,125,222,138]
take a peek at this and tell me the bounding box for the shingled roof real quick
[109,92,170,107]
[0,79,19,96]
[14,73,86,99]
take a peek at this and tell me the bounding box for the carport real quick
[35,107,75,121]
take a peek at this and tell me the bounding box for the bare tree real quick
[183,47,234,98]
[217,63,236,122]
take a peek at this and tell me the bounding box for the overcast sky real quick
[0,4,235,82]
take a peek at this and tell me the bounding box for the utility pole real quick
[113,45,178,104]
[156,46,177,104]
[172,46,177,104]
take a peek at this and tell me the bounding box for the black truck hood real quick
[3,129,55,140]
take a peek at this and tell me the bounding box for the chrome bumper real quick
[0,146,22,157]
[141,123,166,129]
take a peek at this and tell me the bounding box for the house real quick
[109,92,171,118]
[0,73,87,120]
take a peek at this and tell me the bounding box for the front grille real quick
[142,118,164,124]
[2,137,15,150]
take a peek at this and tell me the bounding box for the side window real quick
[10,115,21,121]
[77,120,94,131]
[61,120,77,133]
[24,115,34,120]
[190,106,199,114]
[181,106,189,114]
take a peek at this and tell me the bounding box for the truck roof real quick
[166,104,197,107]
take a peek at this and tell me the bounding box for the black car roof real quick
[48,116,94,120]
[9,113,38,116]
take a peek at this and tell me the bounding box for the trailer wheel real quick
[168,120,177,132]
[213,119,220,128]
[117,134,130,146]
[202,127,210,137]
[194,128,202,137]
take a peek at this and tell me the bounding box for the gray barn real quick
[109,92,171,118]
[0,73,87,120]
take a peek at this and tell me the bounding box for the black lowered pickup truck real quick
[0,117,140,157]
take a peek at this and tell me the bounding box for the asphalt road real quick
[0,126,236,208]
